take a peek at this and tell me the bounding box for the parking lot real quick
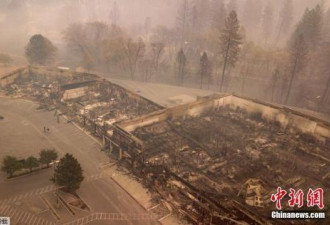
[0,97,158,225]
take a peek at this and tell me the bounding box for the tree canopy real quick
[25,34,57,65]
[39,149,58,167]
[1,156,22,177]
[23,156,40,172]
[52,153,84,192]
[219,10,242,91]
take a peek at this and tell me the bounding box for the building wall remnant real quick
[228,95,330,140]
[0,68,27,88]
[116,94,330,146]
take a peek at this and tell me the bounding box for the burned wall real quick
[118,97,330,224]
[118,94,330,141]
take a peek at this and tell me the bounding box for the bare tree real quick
[276,0,293,44]
[211,0,226,32]
[141,59,154,82]
[226,0,237,13]
[176,0,192,47]
[110,1,120,26]
[270,68,280,102]
[261,2,274,46]
[320,73,330,109]
[219,10,242,92]
[122,38,146,80]
[285,34,308,104]
[151,42,165,77]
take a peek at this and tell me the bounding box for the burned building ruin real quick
[1,67,329,225]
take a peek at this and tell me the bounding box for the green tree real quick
[25,34,57,65]
[24,156,40,172]
[219,10,242,92]
[52,153,84,193]
[1,156,22,177]
[39,149,58,167]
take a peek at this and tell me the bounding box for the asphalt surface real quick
[0,97,158,225]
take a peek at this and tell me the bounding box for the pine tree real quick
[226,0,237,13]
[285,34,308,104]
[291,5,323,50]
[211,0,226,32]
[261,2,274,46]
[276,0,293,44]
[110,1,120,25]
[52,153,84,193]
[176,0,192,47]
[193,0,211,31]
[316,42,330,109]
[242,0,263,33]
[219,10,242,92]
[199,52,212,89]
[322,8,330,40]
[176,48,187,86]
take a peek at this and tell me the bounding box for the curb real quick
[59,113,102,147]
[110,176,163,225]
[110,176,148,211]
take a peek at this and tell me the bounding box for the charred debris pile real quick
[2,67,161,137]
[126,107,329,224]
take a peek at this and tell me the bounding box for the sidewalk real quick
[108,169,186,225]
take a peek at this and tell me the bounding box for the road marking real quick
[17,211,28,223]
[25,213,33,223]
[0,207,7,215]
[10,208,19,221]
[35,217,42,225]
[0,172,107,207]
[29,215,38,224]
[0,200,6,207]
[17,194,24,201]
[6,207,14,217]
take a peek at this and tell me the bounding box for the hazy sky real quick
[0,0,328,56]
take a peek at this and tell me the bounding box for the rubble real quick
[119,106,330,224]
[1,66,161,141]
[2,66,329,224]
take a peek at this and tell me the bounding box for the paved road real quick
[0,97,157,225]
